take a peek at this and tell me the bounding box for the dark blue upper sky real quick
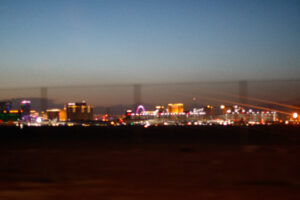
[1,0,300,87]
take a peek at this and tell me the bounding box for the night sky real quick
[1,0,300,88]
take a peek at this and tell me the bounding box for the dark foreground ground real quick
[0,126,300,200]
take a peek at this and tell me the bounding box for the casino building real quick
[65,101,93,122]
[167,103,184,114]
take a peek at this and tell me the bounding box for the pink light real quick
[21,100,31,104]
[136,105,146,114]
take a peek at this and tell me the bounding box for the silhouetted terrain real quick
[0,126,300,199]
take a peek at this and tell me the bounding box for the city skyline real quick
[1,1,300,197]
[1,98,299,127]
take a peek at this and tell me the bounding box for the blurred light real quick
[9,110,19,114]
[220,105,225,109]
[144,121,150,128]
[36,117,42,123]
[21,100,31,104]
[293,112,298,119]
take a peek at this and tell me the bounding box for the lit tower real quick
[21,100,31,122]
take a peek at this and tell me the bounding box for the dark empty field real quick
[0,126,300,200]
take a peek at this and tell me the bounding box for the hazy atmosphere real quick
[1,0,300,88]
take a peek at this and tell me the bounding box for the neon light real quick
[21,100,31,104]
[136,105,146,114]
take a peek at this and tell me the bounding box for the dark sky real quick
[0,0,300,88]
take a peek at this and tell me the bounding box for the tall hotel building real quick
[65,101,93,121]
[167,103,184,114]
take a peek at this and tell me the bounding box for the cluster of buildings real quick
[43,101,93,122]
[125,103,283,126]
[0,100,34,123]
[0,100,299,127]
[0,100,93,125]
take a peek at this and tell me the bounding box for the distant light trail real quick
[200,96,292,115]
[217,92,300,110]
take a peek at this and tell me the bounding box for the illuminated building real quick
[191,108,206,115]
[21,100,31,122]
[65,101,93,121]
[59,109,67,121]
[46,109,66,121]
[155,106,165,113]
[30,110,39,121]
[220,105,234,115]
[204,105,213,115]
[0,109,21,122]
[0,101,12,113]
[167,103,184,113]
[46,109,59,121]
[125,110,132,119]
[0,101,21,122]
